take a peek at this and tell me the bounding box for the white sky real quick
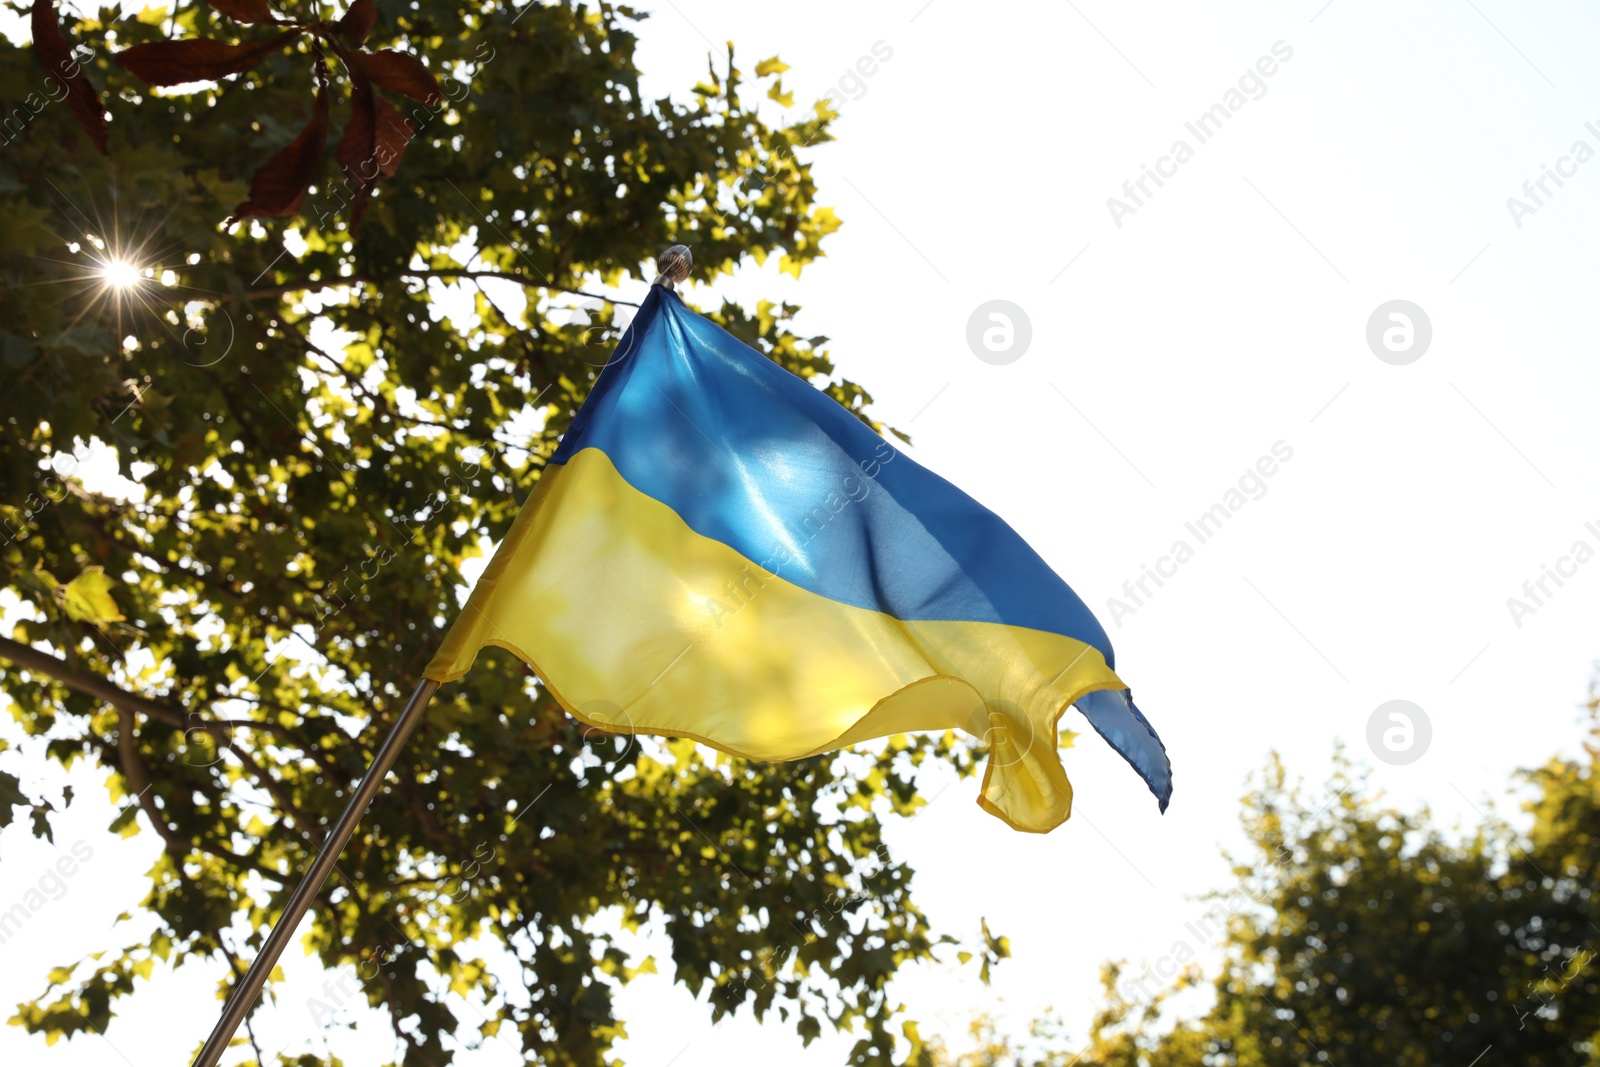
[7,0,1600,1064]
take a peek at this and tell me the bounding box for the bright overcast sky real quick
[6,1,1600,1064]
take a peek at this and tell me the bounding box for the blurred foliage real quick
[0,2,975,1064]
[924,696,1600,1066]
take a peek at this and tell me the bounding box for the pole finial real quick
[652,245,692,290]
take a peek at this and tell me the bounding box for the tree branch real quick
[0,632,345,782]
[4,640,405,898]
[108,710,280,882]
[115,706,190,858]
[1,633,184,727]
[247,269,640,307]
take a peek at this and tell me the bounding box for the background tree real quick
[922,700,1600,1066]
[0,2,986,1063]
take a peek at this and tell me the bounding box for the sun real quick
[100,260,143,290]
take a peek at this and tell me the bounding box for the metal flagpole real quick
[190,678,439,1067]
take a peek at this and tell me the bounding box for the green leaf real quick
[0,770,26,830]
[61,566,124,624]
[107,805,139,839]
[29,804,54,843]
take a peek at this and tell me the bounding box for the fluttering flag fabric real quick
[425,286,1171,832]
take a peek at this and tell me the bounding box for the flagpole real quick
[652,244,692,289]
[190,678,439,1067]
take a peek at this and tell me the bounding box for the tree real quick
[0,2,981,1063]
[922,698,1600,1066]
[1115,726,1599,1065]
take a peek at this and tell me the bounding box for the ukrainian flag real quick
[425,286,1171,832]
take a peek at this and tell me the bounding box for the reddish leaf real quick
[354,97,416,224]
[205,0,277,24]
[230,72,330,219]
[29,0,108,155]
[337,72,376,185]
[337,70,416,227]
[336,69,377,222]
[358,49,442,106]
[372,96,414,178]
[116,29,301,87]
[335,0,378,45]
[337,88,413,182]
